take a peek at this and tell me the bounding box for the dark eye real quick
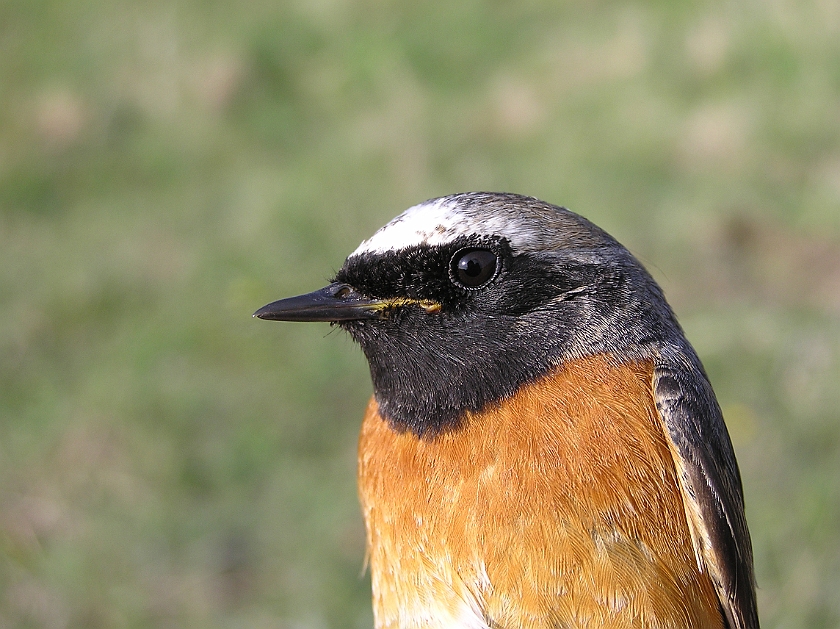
[450,248,498,289]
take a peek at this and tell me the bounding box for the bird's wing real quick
[653,356,759,629]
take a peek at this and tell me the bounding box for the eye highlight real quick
[450,248,498,289]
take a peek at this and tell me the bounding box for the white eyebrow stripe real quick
[350,198,533,257]
[350,199,464,256]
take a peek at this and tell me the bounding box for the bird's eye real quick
[450,248,498,289]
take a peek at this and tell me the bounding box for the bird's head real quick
[256,192,682,436]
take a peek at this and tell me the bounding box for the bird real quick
[254,192,759,629]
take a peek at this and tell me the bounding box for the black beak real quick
[253,283,383,322]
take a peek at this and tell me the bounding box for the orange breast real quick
[357,354,725,629]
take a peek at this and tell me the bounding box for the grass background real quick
[1,0,839,627]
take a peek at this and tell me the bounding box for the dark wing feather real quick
[653,350,759,629]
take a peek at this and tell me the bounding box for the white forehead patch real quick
[350,197,526,257]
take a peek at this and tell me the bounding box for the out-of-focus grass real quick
[1,1,839,627]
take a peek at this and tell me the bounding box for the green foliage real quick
[1,0,839,626]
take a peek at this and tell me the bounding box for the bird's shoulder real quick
[653,347,759,629]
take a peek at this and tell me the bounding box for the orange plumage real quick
[359,355,723,628]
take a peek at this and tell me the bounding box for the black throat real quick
[334,242,678,438]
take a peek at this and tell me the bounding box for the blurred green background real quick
[1,0,839,627]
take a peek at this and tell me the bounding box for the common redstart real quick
[255,193,759,628]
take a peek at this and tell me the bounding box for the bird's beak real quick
[253,283,384,322]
